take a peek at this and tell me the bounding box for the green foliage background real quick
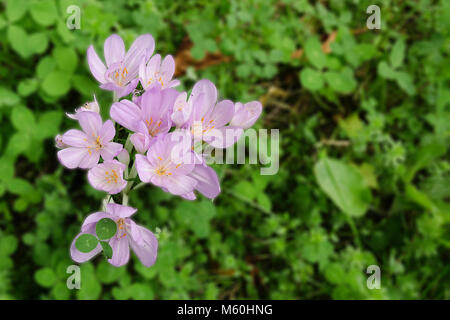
[0,0,449,299]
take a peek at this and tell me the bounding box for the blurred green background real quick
[0,0,449,299]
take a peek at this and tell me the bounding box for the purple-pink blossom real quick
[67,95,100,120]
[71,204,158,267]
[87,34,155,98]
[57,111,123,169]
[139,54,180,90]
[88,160,127,195]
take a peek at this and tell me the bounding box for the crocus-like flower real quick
[135,132,198,196]
[57,111,123,169]
[139,54,180,90]
[87,160,127,194]
[87,34,155,98]
[110,86,179,152]
[230,101,262,129]
[184,79,243,148]
[70,203,158,267]
[67,95,100,120]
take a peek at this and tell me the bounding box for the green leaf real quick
[324,67,357,94]
[7,25,29,58]
[28,32,48,55]
[100,242,113,259]
[11,106,35,132]
[6,0,28,22]
[0,87,20,107]
[304,36,327,70]
[75,234,98,253]
[53,47,79,74]
[390,38,405,69]
[96,218,117,240]
[394,71,416,96]
[17,79,39,97]
[30,0,58,27]
[34,268,57,288]
[300,68,324,91]
[41,71,71,97]
[378,61,396,79]
[6,178,34,196]
[0,235,18,256]
[96,260,125,283]
[314,157,372,217]
[36,111,62,140]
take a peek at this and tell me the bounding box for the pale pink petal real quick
[160,55,175,84]
[204,126,243,148]
[154,175,197,195]
[188,164,220,199]
[77,111,103,138]
[207,100,234,128]
[106,203,137,218]
[181,192,196,200]
[79,150,100,169]
[104,34,125,68]
[129,225,158,267]
[115,78,139,99]
[135,154,155,183]
[131,132,150,154]
[190,79,217,119]
[62,129,89,147]
[101,142,123,160]
[99,120,115,144]
[57,147,89,169]
[81,212,111,231]
[124,34,155,77]
[230,101,262,129]
[110,100,142,131]
[87,45,106,84]
[108,237,130,267]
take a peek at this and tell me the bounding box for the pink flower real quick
[87,34,155,98]
[66,95,100,120]
[87,160,127,194]
[70,204,158,267]
[230,101,262,129]
[110,86,179,153]
[139,54,180,90]
[184,79,244,148]
[135,132,197,196]
[57,112,123,169]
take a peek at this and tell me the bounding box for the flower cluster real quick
[56,34,262,267]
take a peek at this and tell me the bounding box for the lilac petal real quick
[129,220,144,246]
[131,132,150,154]
[99,120,116,143]
[79,150,101,169]
[101,142,123,160]
[108,237,130,267]
[135,154,155,183]
[160,55,175,84]
[106,203,137,218]
[104,34,125,68]
[204,126,243,148]
[207,99,234,128]
[115,78,139,99]
[99,82,117,91]
[230,101,262,129]
[189,164,221,199]
[110,100,142,131]
[81,212,111,231]
[171,92,189,127]
[130,225,158,267]
[181,192,196,200]
[168,79,181,88]
[190,79,217,119]
[153,175,197,195]
[124,34,155,77]
[62,129,89,147]
[87,45,106,84]
[77,111,103,138]
[57,147,89,169]
[70,224,102,263]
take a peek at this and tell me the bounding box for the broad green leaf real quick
[11,106,36,132]
[36,111,62,140]
[96,260,125,284]
[314,157,372,217]
[0,235,18,256]
[7,25,29,58]
[5,132,30,157]
[324,67,356,94]
[377,61,396,79]
[6,0,28,22]
[75,234,98,253]
[34,268,56,288]
[394,71,416,96]
[0,87,20,107]
[53,47,79,74]
[36,57,56,79]
[41,71,71,97]
[96,218,117,240]
[300,68,324,91]
[390,38,405,69]
[7,178,34,196]
[28,32,48,55]
[17,79,39,97]
[30,0,58,26]
[304,36,327,70]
